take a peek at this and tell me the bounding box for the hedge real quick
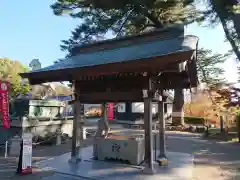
[184,116,205,125]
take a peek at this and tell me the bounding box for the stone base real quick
[142,167,156,174]
[96,135,145,165]
[68,157,81,164]
[36,146,194,180]
[157,157,168,166]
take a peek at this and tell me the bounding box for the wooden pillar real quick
[103,102,108,121]
[144,98,150,162]
[220,115,224,133]
[237,114,240,143]
[157,90,167,161]
[143,77,155,174]
[172,88,184,126]
[69,83,81,163]
[79,104,85,140]
[103,102,109,130]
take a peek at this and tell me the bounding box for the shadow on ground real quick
[163,134,240,180]
[0,138,94,180]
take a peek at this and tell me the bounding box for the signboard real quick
[131,102,158,114]
[29,99,65,107]
[117,103,125,113]
[107,103,114,120]
[21,133,32,174]
[0,80,10,128]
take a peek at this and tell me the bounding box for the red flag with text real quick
[0,80,10,128]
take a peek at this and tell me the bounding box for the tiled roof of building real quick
[23,35,198,74]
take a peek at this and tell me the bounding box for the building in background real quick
[115,91,174,123]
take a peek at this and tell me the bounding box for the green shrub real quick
[184,116,205,125]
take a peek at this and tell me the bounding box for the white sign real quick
[1,82,7,91]
[22,133,32,172]
[117,103,125,113]
[131,102,158,114]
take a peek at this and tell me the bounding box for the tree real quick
[0,58,30,99]
[51,0,199,53]
[184,48,240,126]
[184,90,217,122]
[237,66,240,82]
[184,48,227,123]
[51,0,201,125]
[195,48,227,109]
[30,83,72,99]
[202,0,240,60]
[197,48,227,88]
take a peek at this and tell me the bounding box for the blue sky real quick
[0,0,238,82]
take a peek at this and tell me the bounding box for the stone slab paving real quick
[36,146,194,180]
[41,173,89,180]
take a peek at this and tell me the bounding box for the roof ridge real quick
[70,24,184,55]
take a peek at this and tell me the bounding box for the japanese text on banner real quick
[0,81,10,129]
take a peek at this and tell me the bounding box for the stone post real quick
[56,128,62,146]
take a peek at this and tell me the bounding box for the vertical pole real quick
[144,98,149,162]
[103,102,108,121]
[237,114,240,143]
[148,97,154,172]
[220,115,224,133]
[69,83,81,163]
[143,77,155,174]
[4,141,8,158]
[79,104,85,141]
[103,102,109,135]
[157,90,168,165]
[154,120,157,161]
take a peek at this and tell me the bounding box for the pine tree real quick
[51,0,201,125]
[197,48,227,88]
[203,0,240,60]
[51,0,199,53]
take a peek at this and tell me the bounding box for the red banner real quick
[0,81,10,129]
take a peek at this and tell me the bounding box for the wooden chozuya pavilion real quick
[21,24,198,174]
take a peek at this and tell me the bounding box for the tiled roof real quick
[24,35,198,74]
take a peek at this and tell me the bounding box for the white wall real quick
[131,102,172,114]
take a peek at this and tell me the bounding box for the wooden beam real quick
[78,91,143,103]
[73,91,162,103]
[156,82,191,90]
[75,76,150,93]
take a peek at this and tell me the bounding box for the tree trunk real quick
[231,9,240,39]
[172,88,184,126]
[219,14,240,60]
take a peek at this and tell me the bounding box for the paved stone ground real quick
[1,131,240,179]
[0,138,93,180]
[165,133,240,180]
[115,130,240,180]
